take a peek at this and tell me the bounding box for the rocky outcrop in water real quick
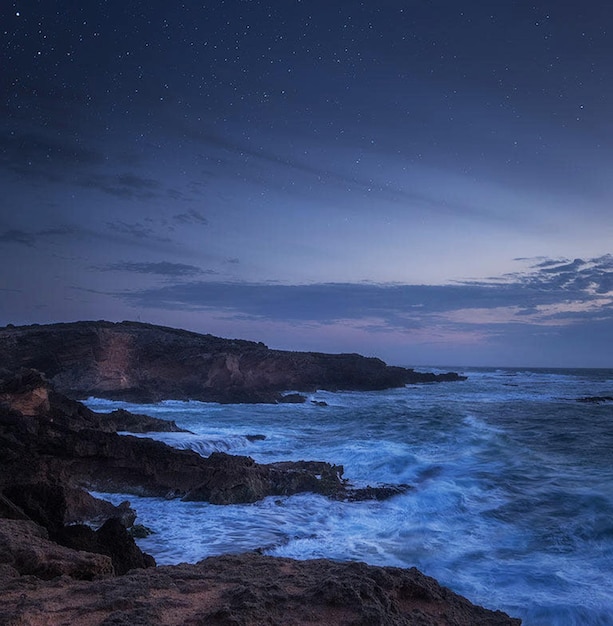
[0,321,466,403]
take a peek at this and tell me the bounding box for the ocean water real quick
[86,367,613,625]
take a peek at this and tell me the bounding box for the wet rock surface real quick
[0,320,466,404]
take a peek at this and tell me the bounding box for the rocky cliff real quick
[0,321,466,403]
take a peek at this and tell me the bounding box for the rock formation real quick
[0,370,409,504]
[0,321,466,403]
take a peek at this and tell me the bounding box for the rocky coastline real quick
[0,323,521,624]
[0,320,466,404]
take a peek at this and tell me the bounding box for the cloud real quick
[106,221,172,243]
[0,130,103,180]
[0,229,36,246]
[173,209,208,225]
[100,261,212,277]
[0,225,79,247]
[113,256,613,341]
[484,255,613,296]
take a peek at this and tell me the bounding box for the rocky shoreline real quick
[0,323,521,624]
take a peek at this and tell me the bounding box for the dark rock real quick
[0,368,184,434]
[129,524,154,539]
[340,483,413,502]
[2,482,136,531]
[55,518,155,575]
[106,408,189,433]
[245,434,266,441]
[311,400,328,406]
[182,453,345,504]
[0,372,404,506]
[0,518,113,580]
[96,518,156,574]
[0,321,466,404]
[0,493,30,521]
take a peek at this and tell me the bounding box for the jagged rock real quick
[0,484,153,576]
[0,321,466,404]
[0,368,185,435]
[184,454,347,504]
[58,518,156,575]
[0,372,403,506]
[0,552,521,625]
[2,482,136,532]
[340,483,413,501]
[107,408,188,433]
[0,519,113,580]
[129,524,154,539]
[0,367,52,416]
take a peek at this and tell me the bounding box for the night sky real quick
[1,1,612,367]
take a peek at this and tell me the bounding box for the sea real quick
[85,367,613,626]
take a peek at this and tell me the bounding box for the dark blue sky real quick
[1,1,612,367]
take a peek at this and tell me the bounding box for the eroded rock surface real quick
[0,552,521,625]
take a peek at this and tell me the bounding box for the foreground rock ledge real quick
[0,552,521,626]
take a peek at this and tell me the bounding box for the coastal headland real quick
[0,321,520,625]
[0,320,465,403]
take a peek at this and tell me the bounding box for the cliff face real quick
[0,321,465,403]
